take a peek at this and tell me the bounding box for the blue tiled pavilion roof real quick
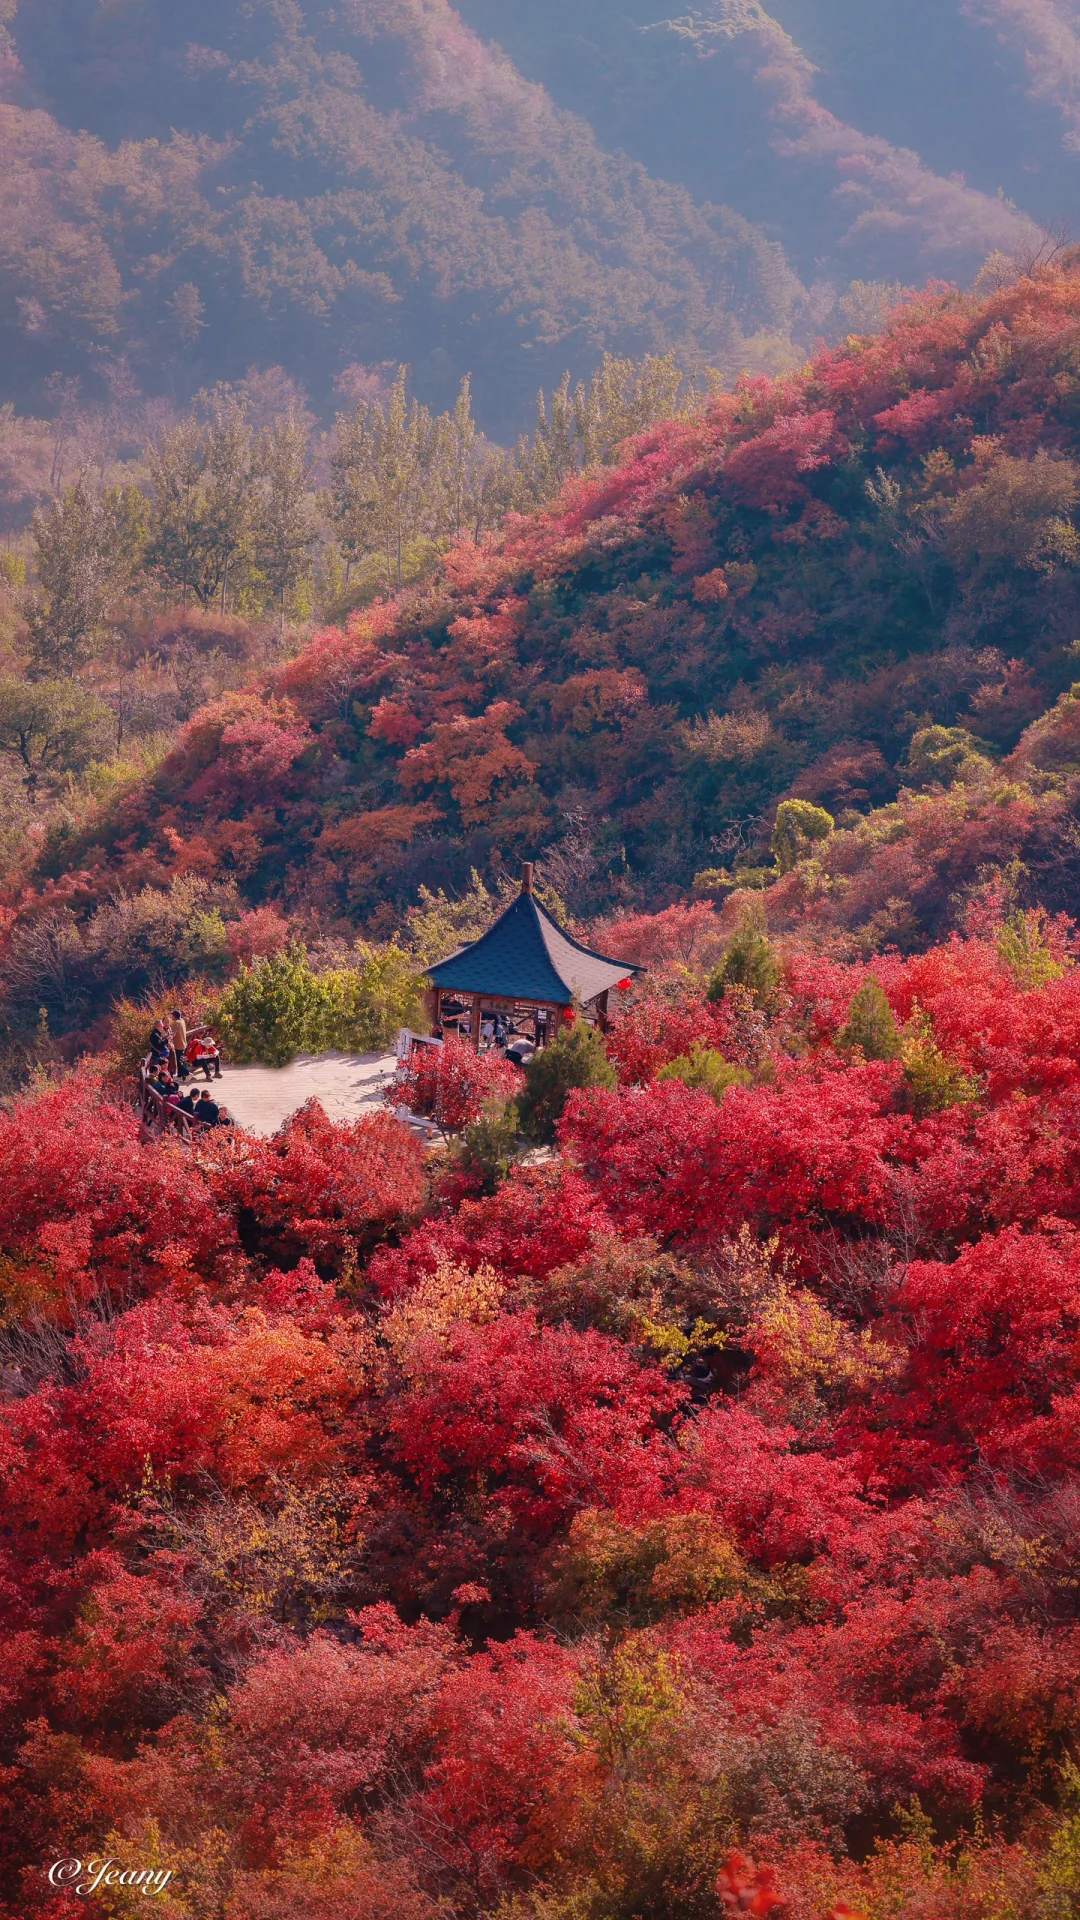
[427,892,641,1006]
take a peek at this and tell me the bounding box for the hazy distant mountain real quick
[455,0,1069,282]
[0,0,1070,435]
[0,0,801,434]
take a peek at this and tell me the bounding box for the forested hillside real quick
[456,0,1063,281]
[11,264,1080,1050]
[11,15,1080,1919]
[0,0,799,443]
[0,0,1071,522]
[8,832,1080,1915]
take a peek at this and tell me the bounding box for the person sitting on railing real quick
[216,1105,235,1128]
[196,1090,220,1127]
[141,1070,173,1132]
[185,1028,223,1081]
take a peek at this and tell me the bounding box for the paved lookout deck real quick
[214,1050,399,1137]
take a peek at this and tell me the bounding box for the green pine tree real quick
[517,1019,617,1143]
[839,978,902,1060]
[771,798,834,874]
[707,907,780,1009]
[657,1045,752,1104]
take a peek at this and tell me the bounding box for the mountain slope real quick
[1,0,1069,441]
[454,0,1066,278]
[0,0,802,434]
[25,264,1080,955]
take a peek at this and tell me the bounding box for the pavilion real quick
[426,864,641,1049]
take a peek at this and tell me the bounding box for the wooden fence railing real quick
[137,1062,212,1145]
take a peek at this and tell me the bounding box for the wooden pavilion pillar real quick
[596,989,609,1034]
[471,993,482,1052]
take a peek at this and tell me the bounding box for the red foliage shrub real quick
[722,409,840,512]
[0,1077,234,1318]
[604,987,736,1084]
[853,1225,1080,1488]
[368,1162,615,1298]
[388,1035,522,1134]
[388,1312,681,1534]
[227,907,293,969]
[199,1100,427,1267]
[412,1635,578,1896]
[597,901,722,970]
[64,1293,362,1494]
[49,1558,206,1734]
[717,1852,784,1916]
[674,1402,872,1569]
[561,1064,905,1254]
[227,1607,454,1820]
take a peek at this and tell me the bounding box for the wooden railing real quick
[137,1062,212,1145]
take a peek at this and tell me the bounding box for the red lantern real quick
[617,978,632,992]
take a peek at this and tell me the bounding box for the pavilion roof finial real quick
[521,861,534,896]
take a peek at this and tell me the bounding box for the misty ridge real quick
[0,0,1075,534]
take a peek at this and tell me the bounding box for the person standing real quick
[168,1009,188,1077]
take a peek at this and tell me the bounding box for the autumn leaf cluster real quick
[7,916,1080,1915]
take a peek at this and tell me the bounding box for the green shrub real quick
[997,907,1068,990]
[1039,1761,1080,1914]
[456,1099,524,1194]
[691,867,734,897]
[657,1045,752,1103]
[214,949,325,1065]
[517,1019,617,1143]
[318,947,429,1051]
[214,945,427,1066]
[771,799,834,874]
[707,905,780,1009]
[838,978,902,1061]
[902,1033,980,1117]
[904,724,993,790]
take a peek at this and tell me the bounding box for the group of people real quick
[434,1003,537,1062]
[148,1010,223,1082]
[144,1010,231,1135]
[146,1073,234,1132]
